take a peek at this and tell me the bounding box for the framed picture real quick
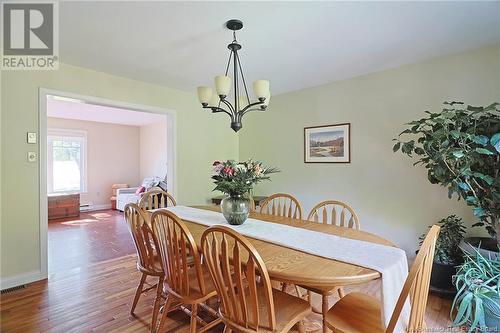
[304,123,351,163]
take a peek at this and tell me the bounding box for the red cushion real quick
[135,186,146,195]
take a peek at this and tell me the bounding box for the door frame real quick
[38,88,177,280]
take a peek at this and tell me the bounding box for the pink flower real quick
[212,163,224,174]
[223,167,234,176]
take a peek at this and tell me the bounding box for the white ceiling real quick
[60,1,500,95]
[47,97,166,126]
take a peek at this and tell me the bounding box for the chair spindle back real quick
[139,188,177,210]
[259,193,303,220]
[151,210,205,297]
[307,200,360,229]
[201,226,276,332]
[386,225,440,333]
[124,203,161,274]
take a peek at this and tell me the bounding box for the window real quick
[47,129,87,193]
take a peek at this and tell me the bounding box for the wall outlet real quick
[27,132,37,144]
[27,152,37,162]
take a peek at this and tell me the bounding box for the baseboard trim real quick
[1,270,46,290]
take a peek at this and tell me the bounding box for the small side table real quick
[211,195,268,208]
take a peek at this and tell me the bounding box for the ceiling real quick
[60,1,500,95]
[47,97,166,126]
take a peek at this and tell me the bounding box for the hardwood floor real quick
[48,210,135,272]
[0,210,453,332]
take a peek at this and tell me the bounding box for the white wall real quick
[139,120,168,182]
[47,117,141,208]
[240,45,500,255]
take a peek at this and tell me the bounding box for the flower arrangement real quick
[212,159,279,196]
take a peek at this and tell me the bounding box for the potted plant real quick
[212,159,278,225]
[393,102,500,255]
[451,249,500,332]
[419,215,466,296]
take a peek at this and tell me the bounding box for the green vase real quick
[220,194,250,225]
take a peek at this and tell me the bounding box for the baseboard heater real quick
[80,204,92,212]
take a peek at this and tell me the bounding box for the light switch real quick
[27,132,37,144]
[27,152,37,162]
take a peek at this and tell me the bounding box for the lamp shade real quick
[215,75,231,96]
[209,93,220,107]
[197,86,212,104]
[253,80,270,99]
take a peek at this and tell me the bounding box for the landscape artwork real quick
[304,123,350,163]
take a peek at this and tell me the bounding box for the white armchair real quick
[116,176,166,211]
[116,187,141,211]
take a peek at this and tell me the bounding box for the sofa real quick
[116,176,166,211]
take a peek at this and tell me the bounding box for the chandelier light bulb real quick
[215,75,231,96]
[253,80,270,99]
[197,86,212,105]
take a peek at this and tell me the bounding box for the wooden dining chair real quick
[201,225,312,333]
[325,225,440,333]
[259,193,303,219]
[123,203,164,331]
[151,210,221,333]
[139,188,177,210]
[307,200,360,229]
[303,200,361,321]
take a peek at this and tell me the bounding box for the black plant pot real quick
[429,261,458,297]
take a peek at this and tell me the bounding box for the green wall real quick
[1,63,238,281]
[2,45,499,285]
[239,45,500,253]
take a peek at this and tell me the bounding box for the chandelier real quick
[197,19,270,132]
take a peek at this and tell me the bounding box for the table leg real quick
[322,293,329,333]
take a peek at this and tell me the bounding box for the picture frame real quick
[304,123,351,163]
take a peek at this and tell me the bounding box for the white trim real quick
[0,270,45,291]
[39,88,177,285]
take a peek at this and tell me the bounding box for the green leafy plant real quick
[420,215,466,264]
[451,249,500,332]
[393,102,500,246]
[211,159,279,196]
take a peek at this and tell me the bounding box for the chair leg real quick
[131,273,147,315]
[151,276,164,332]
[190,303,198,333]
[281,282,288,292]
[156,295,173,333]
[322,294,329,333]
[337,287,345,298]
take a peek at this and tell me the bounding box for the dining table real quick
[145,205,397,333]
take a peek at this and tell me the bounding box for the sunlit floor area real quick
[0,210,453,333]
[48,210,136,273]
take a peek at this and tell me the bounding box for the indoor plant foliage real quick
[419,215,466,294]
[420,215,466,265]
[451,249,500,332]
[393,102,500,247]
[212,159,278,225]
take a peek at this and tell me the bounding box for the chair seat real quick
[227,285,311,333]
[163,267,217,302]
[325,292,384,333]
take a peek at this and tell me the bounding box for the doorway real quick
[38,88,177,277]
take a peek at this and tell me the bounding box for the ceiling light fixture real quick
[197,19,270,132]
